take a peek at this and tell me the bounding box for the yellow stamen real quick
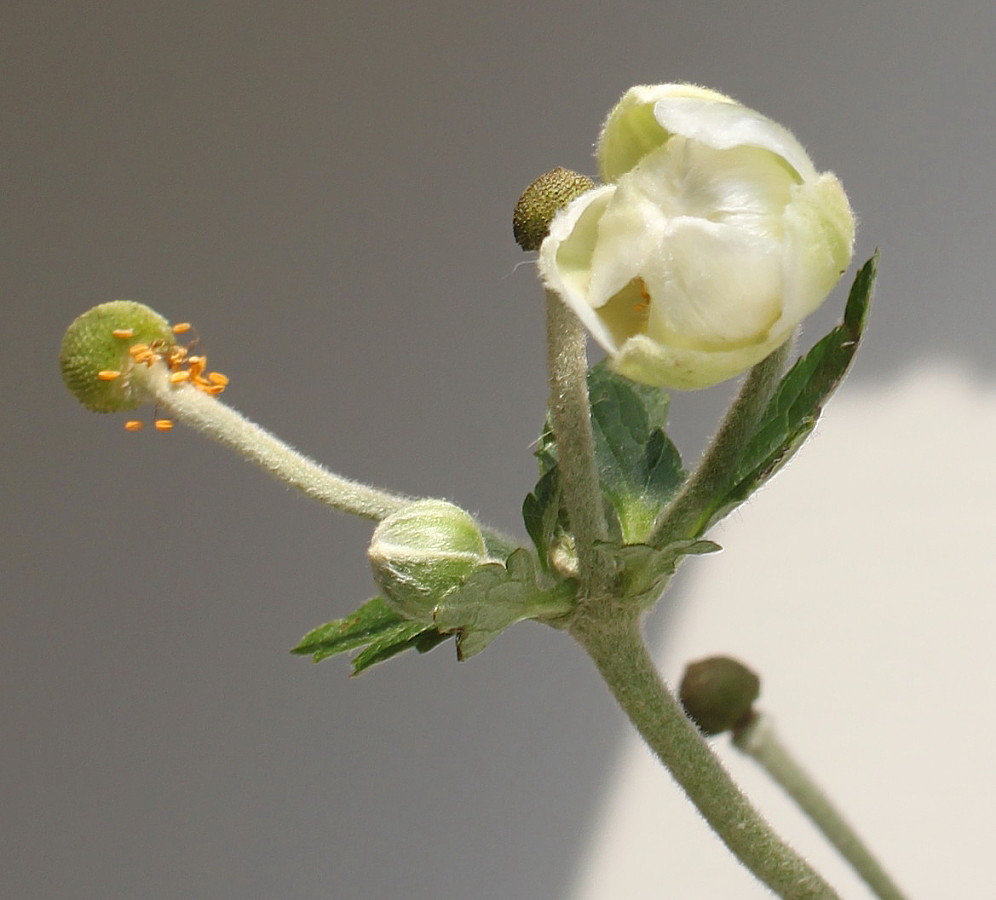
[154,419,174,431]
[97,370,121,381]
[124,420,144,431]
[633,279,652,314]
[208,372,229,386]
[169,369,191,384]
[112,328,135,339]
[172,322,192,335]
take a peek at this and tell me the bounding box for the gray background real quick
[3,3,994,898]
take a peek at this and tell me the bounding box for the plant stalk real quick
[571,605,842,900]
[734,715,910,900]
[140,365,413,521]
[651,336,793,547]
[544,288,608,591]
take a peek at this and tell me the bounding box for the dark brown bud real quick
[680,655,761,736]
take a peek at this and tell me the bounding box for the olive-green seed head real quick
[60,300,175,412]
[513,167,596,251]
[679,655,761,736]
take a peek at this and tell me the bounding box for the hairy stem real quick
[571,605,841,900]
[140,364,413,520]
[734,715,909,900]
[545,289,608,590]
[652,336,793,546]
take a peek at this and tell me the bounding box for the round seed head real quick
[513,167,596,251]
[60,301,175,412]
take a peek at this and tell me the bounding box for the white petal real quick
[538,185,623,353]
[776,174,856,328]
[598,84,733,182]
[625,138,797,237]
[651,95,818,183]
[643,219,783,348]
[610,331,791,390]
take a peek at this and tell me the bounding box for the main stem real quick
[571,606,842,900]
[735,716,910,900]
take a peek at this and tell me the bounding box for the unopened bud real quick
[368,499,490,622]
[513,167,596,251]
[679,655,760,736]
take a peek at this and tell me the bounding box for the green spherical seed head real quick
[513,167,596,251]
[60,301,175,412]
[679,656,761,736]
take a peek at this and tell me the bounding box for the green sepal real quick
[704,254,877,531]
[602,539,721,608]
[434,549,576,660]
[291,596,451,675]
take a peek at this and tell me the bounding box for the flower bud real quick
[60,301,175,412]
[513,167,596,251]
[679,655,760,736]
[368,499,490,622]
[539,84,856,389]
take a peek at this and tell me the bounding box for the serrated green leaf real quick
[524,362,685,560]
[292,596,452,673]
[292,597,403,661]
[350,620,450,675]
[433,548,576,660]
[704,255,877,531]
[602,539,721,608]
[589,363,686,543]
[521,465,562,574]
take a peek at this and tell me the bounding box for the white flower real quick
[539,84,855,389]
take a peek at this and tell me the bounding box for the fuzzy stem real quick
[139,364,413,521]
[651,336,793,546]
[734,715,910,900]
[571,605,841,900]
[544,288,608,590]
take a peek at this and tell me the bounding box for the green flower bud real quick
[60,301,175,412]
[368,499,490,622]
[513,167,596,251]
[679,655,761,736]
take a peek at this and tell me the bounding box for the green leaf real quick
[521,465,562,574]
[587,363,686,543]
[433,548,576,660]
[351,623,451,674]
[524,361,686,561]
[292,596,452,674]
[707,254,877,529]
[602,539,721,608]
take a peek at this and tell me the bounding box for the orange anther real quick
[208,372,229,386]
[97,369,121,381]
[112,328,135,339]
[124,420,144,431]
[172,322,192,334]
[204,384,226,395]
[168,369,191,383]
[154,419,174,431]
[129,343,149,356]
[167,346,187,365]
